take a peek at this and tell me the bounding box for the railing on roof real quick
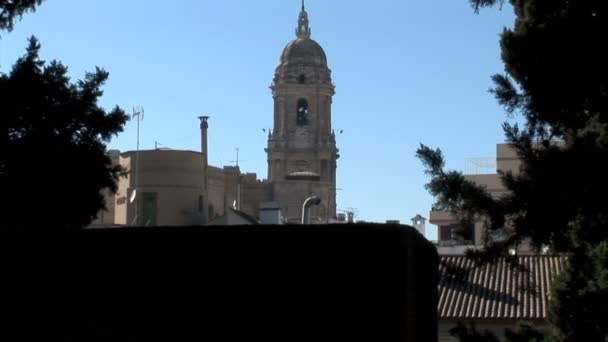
[464,157,496,175]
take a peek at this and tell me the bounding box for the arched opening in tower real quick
[297,99,309,126]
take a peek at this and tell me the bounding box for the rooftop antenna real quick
[155,141,163,149]
[228,147,247,211]
[302,0,305,11]
[230,147,246,167]
[131,106,144,225]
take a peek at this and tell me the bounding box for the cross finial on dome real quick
[296,1,311,39]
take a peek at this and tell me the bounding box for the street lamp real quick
[301,196,321,225]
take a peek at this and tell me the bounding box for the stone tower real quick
[266,3,339,223]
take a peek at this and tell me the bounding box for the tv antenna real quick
[230,147,246,167]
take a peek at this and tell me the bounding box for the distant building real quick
[411,214,426,237]
[91,4,339,227]
[430,143,526,254]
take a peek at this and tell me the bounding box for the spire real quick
[296,1,311,39]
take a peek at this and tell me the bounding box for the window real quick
[296,99,308,126]
[439,224,474,243]
[298,74,306,84]
[141,192,158,226]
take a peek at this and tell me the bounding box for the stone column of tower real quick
[265,4,339,223]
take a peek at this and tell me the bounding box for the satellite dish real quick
[129,189,137,203]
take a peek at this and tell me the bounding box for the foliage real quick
[0,37,128,229]
[0,0,43,33]
[418,0,608,340]
[547,242,608,341]
[450,323,501,342]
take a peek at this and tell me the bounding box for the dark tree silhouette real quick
[418,0,607,341]
[0,0,43,32]
[0,37,128,229]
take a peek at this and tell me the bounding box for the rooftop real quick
[438,255,567,320]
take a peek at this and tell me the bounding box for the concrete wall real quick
[114,154,132,225]
[207,166,238,220]
[497,143,521,175]
[116,149,205,226]
[240,178,274,218]
[430,144,522,249]
[208,167,273,221]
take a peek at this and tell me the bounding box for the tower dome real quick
[274,3,332,85]
[279,38,328,68]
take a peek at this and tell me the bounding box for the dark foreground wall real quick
[4,224,437,341]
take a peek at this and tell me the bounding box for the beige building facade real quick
[92,149,206,227]
[430,143,522,254]
[91,4,339,227]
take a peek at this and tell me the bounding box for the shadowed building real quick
[6,224,438,341]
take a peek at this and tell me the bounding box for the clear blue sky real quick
[1,0,515,239]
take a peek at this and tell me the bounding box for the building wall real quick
[207,167,273,221]
[430,144,517,250]
[240,176,274,218]
[113,153,132,225]
[429,144,549,254]
[127,150,204,225]
[497,143,522,174]
[273,180,334,223]
[110,149,206,226]
[207,166,239,220]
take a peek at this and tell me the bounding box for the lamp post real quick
[301,196,321,225]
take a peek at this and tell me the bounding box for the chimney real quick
[199,116,210,224]
[346,211,354,223]
[411,214,426,237]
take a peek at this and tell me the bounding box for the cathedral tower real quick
[266,3,338,223]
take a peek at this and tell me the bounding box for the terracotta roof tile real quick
[438,255,567,319]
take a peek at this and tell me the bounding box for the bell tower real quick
[266,2,339,223]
